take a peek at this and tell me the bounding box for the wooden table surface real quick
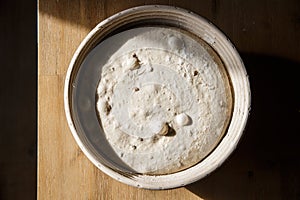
[38,0,300,199]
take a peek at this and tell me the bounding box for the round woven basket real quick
[64,5,251,189]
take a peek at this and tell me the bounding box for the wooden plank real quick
[37,76,202,199]
[38,0,300,199]
[37,0,203,199]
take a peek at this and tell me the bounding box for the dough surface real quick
[96,27,232,174]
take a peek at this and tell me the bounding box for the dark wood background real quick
[0,1,37,200]
[1,0,300,199]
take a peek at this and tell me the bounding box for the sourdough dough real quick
[96,27,232,174]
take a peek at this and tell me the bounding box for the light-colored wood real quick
[38,1,203,199]
[38,0,300,199]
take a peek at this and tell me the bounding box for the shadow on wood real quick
[0,1,37,200]
[185,54,300,200]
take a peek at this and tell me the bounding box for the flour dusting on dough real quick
[96,27,232,174]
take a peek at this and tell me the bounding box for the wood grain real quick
[38,0,300,199]
[38,1,204,199]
